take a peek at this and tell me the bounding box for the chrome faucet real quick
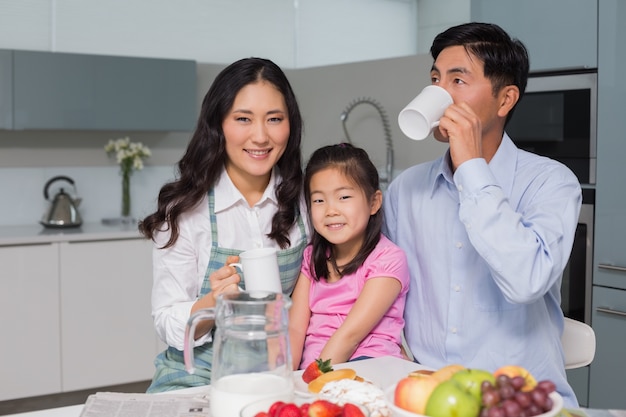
[340,97,394,187]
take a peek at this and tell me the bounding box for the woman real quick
[139,57,309,392]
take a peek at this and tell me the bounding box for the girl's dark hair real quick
[139,57,303,249]
[304,143,382,281]
[430,22,530,124]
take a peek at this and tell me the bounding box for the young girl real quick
[289,143,410,370]
[139,57,309,392]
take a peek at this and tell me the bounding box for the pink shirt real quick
[299,235,410,368]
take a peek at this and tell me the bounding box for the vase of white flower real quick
[104,137,151,221]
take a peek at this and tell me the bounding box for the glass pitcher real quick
[184,291,294,417]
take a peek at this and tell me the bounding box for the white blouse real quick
[151,168,309,350]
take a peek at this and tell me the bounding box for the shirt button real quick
[451,327,458,334]
[457,184,463,192]
[455,242,463,249]
[454,285,461,292]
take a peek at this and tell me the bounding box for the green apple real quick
[450,368,496,401]
[425,380,481,417]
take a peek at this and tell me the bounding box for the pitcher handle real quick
[183,308,217,375]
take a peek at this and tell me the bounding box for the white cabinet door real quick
[59,238,156,391]
[0,244,61,400]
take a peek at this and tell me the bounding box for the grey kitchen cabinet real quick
[0,49,12,129]
[8,50,196,131]
[588,0,626,408]
[593,0,626,291]
[566,368,589,407]
[0,243,62,401]
[588,286,626,408]
[470,0,597,72]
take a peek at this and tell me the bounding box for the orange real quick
[307,368,357,393]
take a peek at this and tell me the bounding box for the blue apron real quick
[147,190,307,392]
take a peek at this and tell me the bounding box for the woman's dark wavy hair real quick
[139,57,303,249]
[430,22,530,125]
[304,143,382,281]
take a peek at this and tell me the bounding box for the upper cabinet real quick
[470,0,598,72]
[0,50,12,129]
[1,50,197,131]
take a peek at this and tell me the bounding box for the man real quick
[383,22,581,406]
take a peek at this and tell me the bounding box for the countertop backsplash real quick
[0,165,177,227]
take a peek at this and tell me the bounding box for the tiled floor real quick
[0,380,151,416]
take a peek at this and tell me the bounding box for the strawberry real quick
[302,358,333,383]
[275,403,301,417]
[253,413,269,417]
[300,403,310,416]
[307,399,342,417]
[342,403,366,417]
[268,401,286,417]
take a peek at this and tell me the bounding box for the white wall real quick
[0,1,470,226]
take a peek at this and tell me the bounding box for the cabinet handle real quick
[596,307,626,317]
[597,264,626,272]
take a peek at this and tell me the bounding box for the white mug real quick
[398,85,453,140]
[230,248,282,293]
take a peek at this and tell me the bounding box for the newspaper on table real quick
[79,391,211,417]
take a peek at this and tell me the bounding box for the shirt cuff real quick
[453,158,496,200]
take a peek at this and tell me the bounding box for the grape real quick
[496,374,512,388]
[502,399,522,417]
[527,404,543,417]
[499,384,516,400]
[488,405,506,417]
[543,396,554,412]
[482,380,496,392]
[530,388,548,410]
[510,376,526,391]
[482,389,501,408]
[536,380,556,394]
[514,391,532,409]
[482,374,557,417]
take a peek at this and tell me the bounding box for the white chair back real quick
[561,317,596,369]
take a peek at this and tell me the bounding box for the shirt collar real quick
[429,132,518,197]
[214,166,280,213]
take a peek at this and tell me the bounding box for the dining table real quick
[4,356,625,417]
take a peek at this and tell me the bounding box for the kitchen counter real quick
[0,221,143,246]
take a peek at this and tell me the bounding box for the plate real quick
[383,383,564,417]
[293,356,428,398]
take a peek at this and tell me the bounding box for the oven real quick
[506,70,597,325]
[561,188,594,324]
[506,70,597,185]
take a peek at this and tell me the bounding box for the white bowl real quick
[383,384,564,417]
[240,397,370,417]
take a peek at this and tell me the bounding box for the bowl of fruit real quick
[239,398,370,417]
[384,364,563,417]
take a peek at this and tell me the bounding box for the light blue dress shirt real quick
[383,134,582,407]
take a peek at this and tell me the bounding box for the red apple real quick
[394,374,440,415]
[430,364,466,383]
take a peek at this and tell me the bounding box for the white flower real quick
[105,136,151,175]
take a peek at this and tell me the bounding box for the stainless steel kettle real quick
[41,176,83,228]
